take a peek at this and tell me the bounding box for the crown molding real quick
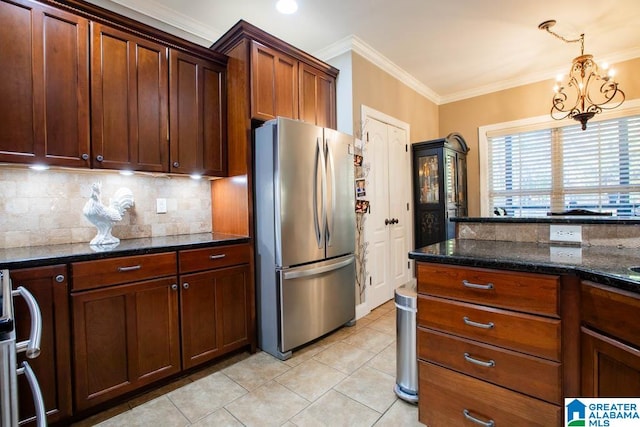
[440,45,640,105]
[315,35,441,105]
[106,0,221,43]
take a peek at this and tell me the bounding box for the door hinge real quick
[366,132,369,142]
[408,261,410,269]
[369,276,372,286]
[405,144,408,152]
[407,202,410,211]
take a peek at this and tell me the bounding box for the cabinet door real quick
[181,265,249,369]
[12,265,72,425]
[91,22,168,172]
[72,277,180,411]
[169,50,226,176]
[299,62,336,128]
[581,327,640,397]
[0,0,90,167]
[250,42,298,121]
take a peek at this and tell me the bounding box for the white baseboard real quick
[355,302,370,320]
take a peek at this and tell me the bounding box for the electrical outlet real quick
[550,246,582,263]
[156,198,167,214]
[549,224,582,243]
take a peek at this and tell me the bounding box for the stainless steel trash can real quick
[394,282,418,403]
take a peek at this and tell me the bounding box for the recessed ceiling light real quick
[276,0,298,14]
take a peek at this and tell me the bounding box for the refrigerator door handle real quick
[325,138,336,246]
[313,138,324,248]
[282,255,354,280]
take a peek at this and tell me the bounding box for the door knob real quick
[393,218,399,224]
[385,218,390,225]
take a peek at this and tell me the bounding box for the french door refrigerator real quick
[254,117,356,360]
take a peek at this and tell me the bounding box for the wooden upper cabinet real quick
[250,42,298,121]
[299,62,336,129]
[0,0,90,167]
[90,22,169,172]
[170,50,227,176]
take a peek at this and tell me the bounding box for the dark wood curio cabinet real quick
[412,133,469,248]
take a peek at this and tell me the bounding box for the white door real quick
[365,117,410,310]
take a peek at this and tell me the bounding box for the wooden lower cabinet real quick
[581,327,640,397]
[581,281,640,397]
[419,362,561,427]
[181,264,250,369]
[72,277,180,411]
[11,265,72,425]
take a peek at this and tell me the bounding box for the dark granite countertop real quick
[0,233,250,270]
[453,216,640,225]
[409,239,640,294]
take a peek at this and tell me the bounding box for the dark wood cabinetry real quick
[179,244,253,368]
[11,264,72,425]
[416,262,570,426]
[71,255,180,411]
[0,0,90,167]
[69,244,252,411]
[90,22,169,172]
[1,0,228,177]
[412,133,468,248]
[581,281,640,397]
[251,42,299,122]
[299,62,336,128]
[170,49,227,176]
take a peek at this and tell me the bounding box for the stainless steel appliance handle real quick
[325,138,336,246]
[283,256,354,280]
[313,137,323,249]
[17,361,47,427]
[13,286,42,358]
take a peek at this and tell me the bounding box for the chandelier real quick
[538,20,625,130]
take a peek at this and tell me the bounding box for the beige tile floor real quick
[73,300,425,427]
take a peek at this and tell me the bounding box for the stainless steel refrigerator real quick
[254,117,356,360]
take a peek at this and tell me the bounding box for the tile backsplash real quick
[0,167,212,249]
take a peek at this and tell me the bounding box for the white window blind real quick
[488,115,640,217]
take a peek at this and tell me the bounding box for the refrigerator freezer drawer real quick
[279,255,355,353]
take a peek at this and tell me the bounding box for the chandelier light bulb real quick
[556,74,564,82]
[276,0,298,14]
[608,68,616,78]
[601,62,609,70]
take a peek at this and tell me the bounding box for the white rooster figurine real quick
[83,182,135,246]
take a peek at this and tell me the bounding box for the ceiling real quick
[93,0,640,104]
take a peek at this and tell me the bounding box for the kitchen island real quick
[409,238,640,427]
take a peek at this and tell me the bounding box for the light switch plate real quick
[550,224,582,243]
[156,198,167,214]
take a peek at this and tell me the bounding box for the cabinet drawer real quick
[71,252,177,291]
[179,244,250,273]
[581,281,640,349]
[418,294,561,361]
[418,327,561,404]
[417,263,560,317]
[418,361,560,427]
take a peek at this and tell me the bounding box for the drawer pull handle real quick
[462,280,494,290]
[209,254,226,260]
[463,316,494,329]
[463,352,495,368]
[117,265,142,273]
[463,409,494,427]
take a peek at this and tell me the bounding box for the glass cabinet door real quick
[445,151,458,205]
[457,155,467,208]
[418,154,439,204]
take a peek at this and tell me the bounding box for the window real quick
[487,115,640,217]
